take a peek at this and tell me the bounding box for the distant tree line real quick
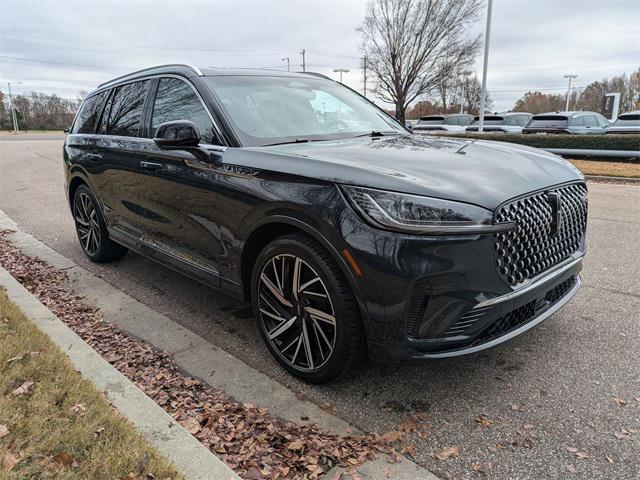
[0,90,82,130]
[512,68,640,114]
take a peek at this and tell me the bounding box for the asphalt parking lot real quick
[1,135,638,479]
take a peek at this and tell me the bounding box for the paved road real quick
[1,136,638,479]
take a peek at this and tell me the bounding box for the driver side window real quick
[151,78,218,144]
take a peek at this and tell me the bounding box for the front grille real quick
[470,276,577,346]
[494,183,587,286]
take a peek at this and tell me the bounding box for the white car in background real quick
[466,112,533,134]
[606,111,640,134]
[412,114,474,134]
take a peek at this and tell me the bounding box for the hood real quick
[225,135,583,210]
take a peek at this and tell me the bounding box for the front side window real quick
[106,80,150,137]
[204,75,403,146]
[151,78,217,144]
[71,91,109,134]
[583,115,598,127]
[595,115,610,128]
[569,116,584,127]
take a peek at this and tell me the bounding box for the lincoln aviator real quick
[64,65,587,383]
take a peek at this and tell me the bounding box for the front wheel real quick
[251,233,365,383]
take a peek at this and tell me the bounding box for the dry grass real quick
[569,159,640,178]
[0,289,182,479]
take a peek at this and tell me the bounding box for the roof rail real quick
[299,71,332,80]
[97,64,204,88]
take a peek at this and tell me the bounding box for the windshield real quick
[204,75,404,146]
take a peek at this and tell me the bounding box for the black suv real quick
[65,65,587,383]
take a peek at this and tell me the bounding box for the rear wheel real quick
[251,233,364,383]
[73,184,127,262]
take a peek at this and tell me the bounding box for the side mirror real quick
[154,120,200,148]
[405,123,414,132]
[63,127,70,133]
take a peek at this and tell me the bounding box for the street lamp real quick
[333,68,350,83]
[7,81,23,133]
[478,0,493,133]
[564,74,578,111]
[281,57,290,72]
[459,70,472,114]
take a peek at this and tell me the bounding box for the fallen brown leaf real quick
[53,452,75,467]
[613,397,628,406]
[434,446,460,460]
[11,380,35,396]
[69,403,87,416]
[182,417,200,435]
[0,424,9,439]
[3,451,23,471]
[474,414,493,428]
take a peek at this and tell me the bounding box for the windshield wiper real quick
[263,139,311,147]
[352,131,401,138]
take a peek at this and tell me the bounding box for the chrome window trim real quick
[76,73,227,147]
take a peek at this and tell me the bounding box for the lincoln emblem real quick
[547,191,564,234]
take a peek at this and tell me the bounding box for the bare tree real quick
[359,0,482,123]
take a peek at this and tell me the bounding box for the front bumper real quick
[343,219,584,362]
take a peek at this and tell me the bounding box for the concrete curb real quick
[0,209,440,480]
[0,266,240,480]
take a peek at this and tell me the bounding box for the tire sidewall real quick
[251,237,355,383]
[73,185,110,262]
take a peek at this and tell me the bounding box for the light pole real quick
[282,57,290,72]
[564,74,578,111]
[478,0,493,133]
[333,68,350,83]
[459,70,472,114]
[8,81,23,133]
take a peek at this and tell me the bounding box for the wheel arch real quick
[240,216,370,334]
[68,175,89,211]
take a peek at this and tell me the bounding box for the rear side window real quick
[71,91,109,134]
[569,116,584,127]
[105,80,150,137]
[151,78,217,144]
[615,114,640,125]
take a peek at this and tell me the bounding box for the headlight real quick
[342,185,502,234]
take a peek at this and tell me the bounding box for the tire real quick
[72,184,128,263]
[251,233,365,383]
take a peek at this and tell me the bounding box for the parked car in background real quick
[523,111,610,134]
[412,114,474,133]
[465,113,533,134]
[65,64,587,383]
[606,111,640,134]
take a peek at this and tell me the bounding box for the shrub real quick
[440,133,639,152]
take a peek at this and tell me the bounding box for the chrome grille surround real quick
[494,182,587,287]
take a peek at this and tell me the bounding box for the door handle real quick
[85,153,102,162]
[140,161,164,171]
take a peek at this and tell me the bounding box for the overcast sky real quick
[1,0,638,111]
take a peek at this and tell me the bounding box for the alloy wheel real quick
[257,254,336,371]
[74,192,101,256]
